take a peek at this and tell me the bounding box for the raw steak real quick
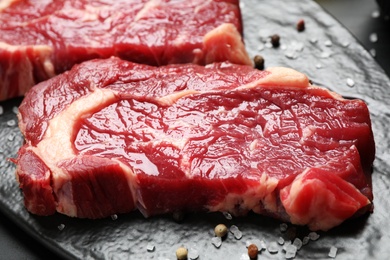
[14,57,375,231]
[0,0,250,101]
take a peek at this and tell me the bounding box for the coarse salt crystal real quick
[328,246,338,258]
[8,133,15,141]
[265,42,273,49]
[229,225,239,234]
[320,51,331,58]
[370,48,376,57]
[369,33,378,43]
[293,238,302,250]
[211,236,222,248]
[0,106,3,116]
[239,253,250,260]
[302,236,310,245]
[257,43,265,51]
[146,244,155,252]
[341,41,350,47]
[12,106,18,114]
[284,49,298,59]
[57,224,65,231]
[233,230,243,240]
[280,223,288,232]
[372,10,380,18]
[111,214,118,220]
[346,78,355,87]
[308,232,320,241]
[316,63,323,69]
[284,244,297,258]
[278,237,285,245]
[7,119,16,127]
[188,248,199,260]
[267,241,279,254]
[222,212,232,220]
[324,40,332,47]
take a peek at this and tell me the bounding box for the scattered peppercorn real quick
[176,247,188,260]
[253,55,265,70]
[214,223,228,237]
[270,34,280,47]
[297,19,305,32]
[248,244,259,259]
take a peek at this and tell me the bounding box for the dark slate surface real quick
[1,0,390,259]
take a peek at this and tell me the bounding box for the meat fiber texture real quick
[14,57,375,231]
[0,0,251,101]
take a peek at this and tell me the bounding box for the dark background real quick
[0,0,389,259]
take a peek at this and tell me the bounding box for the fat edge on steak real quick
[14,58,375,231]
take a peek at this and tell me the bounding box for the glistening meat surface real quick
[15,58,375,231]
[0,0,250,101]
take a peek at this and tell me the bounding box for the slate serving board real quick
[1,0,390,259]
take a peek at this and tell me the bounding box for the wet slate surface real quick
[1,0,390,259]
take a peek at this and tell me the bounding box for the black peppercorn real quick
[253,55,265,70]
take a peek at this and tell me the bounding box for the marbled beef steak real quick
[0,0,250,101]
[14,57,375,231]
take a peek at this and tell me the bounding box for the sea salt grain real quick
[12,106,18,114]
[211,236,222,248]
[293,238,302,250]
[284,244,297,259]
[280,223,288,232]
[267,241,279,254]
[0,105,3,116]
[341,41,350,47]
[324,40,332,47]
[346,78,355,87]
[308,232,320,241]
[188,248,199,260]
[222,212,232,220]
[369,33,378,43]
[320,51,331,58]
[233,230,243,240]
[8,133,15,141]
[302,236,310,245]
[111,214,118,220]
[372,10,380,18]
[328,246,338,258]
[370,48,376,57]
[146,244,155,252]
[278,236,285,245]
[6,119,16,127]
[57,224,65,231]
[316,63,323,69]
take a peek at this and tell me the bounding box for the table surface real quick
[0,0,389,259]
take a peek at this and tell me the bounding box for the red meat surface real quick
[15,57,375,231]
[0,0,250,101]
